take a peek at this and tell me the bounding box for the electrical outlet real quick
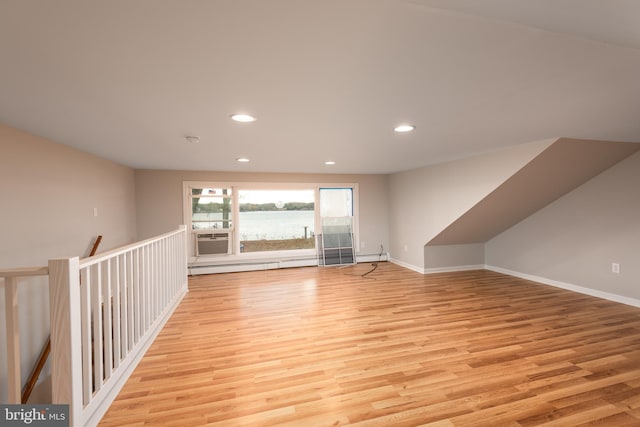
[612,263,620,274]
[93,207,98,217]
[361,241,366,249]
[404,244,408,252]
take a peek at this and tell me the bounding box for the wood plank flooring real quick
[99,263,640,426]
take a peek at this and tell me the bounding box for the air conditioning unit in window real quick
[195,231,230,255]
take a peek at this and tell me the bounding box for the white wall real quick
[0,123,137,403]
[486,151,640,301]
[388,139,552,271]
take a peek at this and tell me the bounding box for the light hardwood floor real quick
[100,263,640,426]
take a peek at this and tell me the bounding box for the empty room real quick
[1,1,640,426]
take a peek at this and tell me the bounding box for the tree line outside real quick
[194,202,314,213]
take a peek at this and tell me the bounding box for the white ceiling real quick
[1,0,640,174]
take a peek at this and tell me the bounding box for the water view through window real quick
[191,188,232,229]
[238,189,315,253]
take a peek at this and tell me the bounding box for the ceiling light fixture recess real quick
[394,124,415,133]
[324,161,336,165]
[236,157,250,162]
[184,135,200,144]
[231,113,256,122]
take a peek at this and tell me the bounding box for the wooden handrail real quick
[21,339,50,403]
[89,235,102,257]
[20,235,103,404]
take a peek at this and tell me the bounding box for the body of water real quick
[193,210,315,241]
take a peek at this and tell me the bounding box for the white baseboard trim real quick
[389,258,425,274]
[387,260,640,308]
[389,260,485,275]
[190,263,277,275]
[486,265,640,308]
[190,253,390,275]
[423,264,486,274]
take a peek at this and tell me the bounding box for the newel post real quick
[48,257,83,426]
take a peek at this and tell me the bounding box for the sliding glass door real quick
[318,188,356,265]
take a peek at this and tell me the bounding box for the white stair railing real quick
[1,266,49,404]
[49,225,188,427]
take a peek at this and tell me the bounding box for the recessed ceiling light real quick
[236,157,250,162]
[394,124,415,133]
[231,114,256,122]
[324,161,336,165]
[184,135,200,144]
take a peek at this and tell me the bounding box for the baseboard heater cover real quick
[188,254,388,275]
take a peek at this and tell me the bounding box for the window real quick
[184,182,358,259]
[320,188,353,217]
[190,187,232,230]
[238,189,315,253]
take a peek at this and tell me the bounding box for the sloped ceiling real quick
[412,0,640,50]
[1,1,640,174]
[426,138,640,245]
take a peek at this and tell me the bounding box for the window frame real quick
[183,181,359,260]
[189,187,233,230]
